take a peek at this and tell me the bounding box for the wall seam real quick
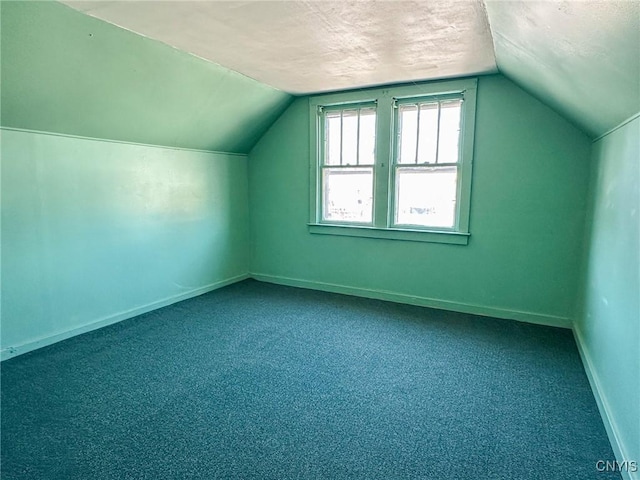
[0,127,248,158]
[0,273,250,361]
[593,111,640,143]
[250,272,572,328]
[573,325,638,480]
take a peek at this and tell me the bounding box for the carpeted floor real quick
[1,280,620,479]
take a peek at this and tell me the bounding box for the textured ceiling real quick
[485,0,640,137]
[62,0,498,94]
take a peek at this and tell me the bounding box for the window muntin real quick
[323,106,376,167]
[309,79,477,244]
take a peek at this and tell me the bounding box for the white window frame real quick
[309,78,477,245]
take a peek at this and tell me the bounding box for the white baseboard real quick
[573,324,639,480]
[0,273,249,361]
[250,272,572,328]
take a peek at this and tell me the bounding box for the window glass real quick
[322,168,374,223]
[417,103,438,164]
[342,110,358,166]
[325,112,342,166]
[395,166,458,228]
[358,108,376,165]
[398,105,418,164]
[437,100,462,164]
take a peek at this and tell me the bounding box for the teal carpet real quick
[1,280,620,479]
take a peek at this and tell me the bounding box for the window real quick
[321,105,376,224]
[309,78,477,245]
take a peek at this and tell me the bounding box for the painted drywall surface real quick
[485,1,640,138]
[577,116,640,468]
[1,129,249,353]
[0,1,291,154]
[249,75,591,325]
[63,0,497,94]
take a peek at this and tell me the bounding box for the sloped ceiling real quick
[0,1,291,153]
[63,0,640,139]
[15,1,640,140]
[62,0,499,94]
[485,0,640,138]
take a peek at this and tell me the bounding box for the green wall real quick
[249,75,592,326]
[0,1,291,153]
[1,129,249,358]
[0,0,281,358]
[576,115,640,472]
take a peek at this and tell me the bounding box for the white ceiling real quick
[63,0,498,94]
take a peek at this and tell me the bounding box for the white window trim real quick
[308,78,477,245]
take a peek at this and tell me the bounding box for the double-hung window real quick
[309,78,477,245]
[321,104,377,224]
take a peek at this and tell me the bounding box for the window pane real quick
[417,103,438,164]
[398,104,418,164]
[325,112,341,165]
[437,100,462,164]
[341,110,358,166]
[322,167,373,223]
[395,166,457,228]
[358,108,376,165]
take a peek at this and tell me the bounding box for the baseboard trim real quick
[0,273,249,361]
[573,324,638,480]
[250,273,572,328]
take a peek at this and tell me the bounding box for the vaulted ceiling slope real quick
[0,1,292,153]
[63,0,639,139]
[485,0,640,138]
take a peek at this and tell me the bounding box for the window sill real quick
[308,223,470,245]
